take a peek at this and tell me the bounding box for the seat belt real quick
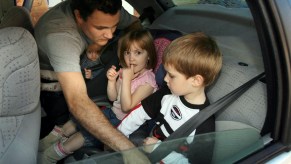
[148,72,265,163]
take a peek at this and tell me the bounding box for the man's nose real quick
[104,28,114,39]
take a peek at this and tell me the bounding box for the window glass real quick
[74,129,264,163]
[173,0,248,7]
[47,0,139,16]
[17,0,48,25]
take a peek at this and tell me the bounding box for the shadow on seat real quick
[0,6,34,35]
[0,27,41,164]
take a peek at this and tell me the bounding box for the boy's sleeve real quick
[141,86,171,118]
[117,105,151,137]
[161,151,189,164]
[118,86,171,137]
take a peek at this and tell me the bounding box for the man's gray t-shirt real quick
[34,0,135,72]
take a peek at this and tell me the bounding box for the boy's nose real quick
[164,74,169,83]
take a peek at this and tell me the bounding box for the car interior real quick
[0,0,274,163]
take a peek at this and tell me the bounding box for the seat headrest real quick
[0,27,40,117]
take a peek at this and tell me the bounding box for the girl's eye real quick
[124,51,130,56]
[136,51,142,55]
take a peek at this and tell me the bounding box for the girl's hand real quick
[107,65,118,81]
[143,137,159,153]
[122,65,140,81]
[84,68,92,79]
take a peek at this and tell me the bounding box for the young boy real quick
[117,32,222,163]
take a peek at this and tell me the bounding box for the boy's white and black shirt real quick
[117,86,215,139]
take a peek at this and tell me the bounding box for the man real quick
[34,0,143,155]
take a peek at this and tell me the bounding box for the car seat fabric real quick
[207,56,266,133]
[0,0,14,20]
[0,27,41,164]
[0,6,34,35]
[149,29,182,88]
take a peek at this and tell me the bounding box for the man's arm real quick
[57,71,136,151]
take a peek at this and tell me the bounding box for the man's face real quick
[76,9,120,47]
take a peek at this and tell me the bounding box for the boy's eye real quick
[167,73,174,78]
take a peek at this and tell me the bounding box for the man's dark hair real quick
[70,0,122,21]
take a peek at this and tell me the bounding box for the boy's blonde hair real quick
[118,29,157,70]
[162,32,222,86]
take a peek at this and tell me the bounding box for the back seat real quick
[207,55,266,133]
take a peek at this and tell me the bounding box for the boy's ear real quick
[192,74,204,86]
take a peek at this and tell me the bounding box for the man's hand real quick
[122,149,151,164]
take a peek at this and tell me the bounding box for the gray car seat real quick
[0,27,41,164]
[206,55,266,163]
[0,6,34,35]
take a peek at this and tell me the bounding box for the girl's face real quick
[124,43,149,74]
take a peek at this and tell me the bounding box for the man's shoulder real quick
[35,1,76,33]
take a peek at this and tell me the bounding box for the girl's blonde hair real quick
[118,29,157,70]
[163,32,222,86]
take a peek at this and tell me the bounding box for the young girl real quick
[38,29,158,164]
[81,43,102,79]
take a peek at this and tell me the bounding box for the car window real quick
[172,0,248,7]
[70,129,264,163]
[16,0,49,25]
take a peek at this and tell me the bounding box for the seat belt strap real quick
[149,72,265,163]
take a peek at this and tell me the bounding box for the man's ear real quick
[192,74,204,86]
[74,10,83,24]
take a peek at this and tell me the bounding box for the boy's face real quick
[76,9,120,47]
[164,64,194,96]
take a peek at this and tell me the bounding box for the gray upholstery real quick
[207,56,267,132]
[0,6,34,35]
[0,0,14,21]
[0,27,41,164]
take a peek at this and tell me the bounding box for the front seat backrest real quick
[0,27,41,164]
[0,6,34,35]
